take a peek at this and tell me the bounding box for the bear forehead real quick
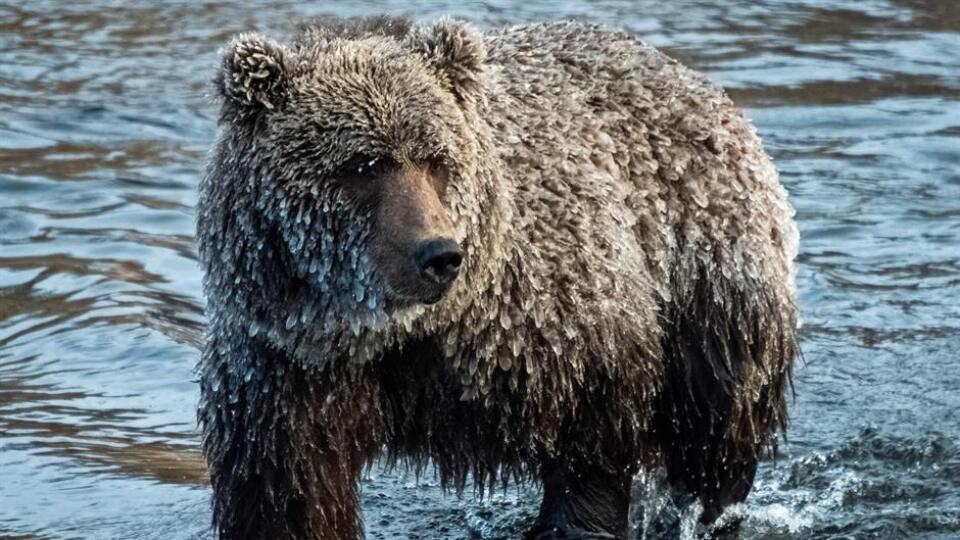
[292,40,446,110]
[271,47,459,163]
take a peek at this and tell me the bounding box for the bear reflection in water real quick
[197,15,798,540]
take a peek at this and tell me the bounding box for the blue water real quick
[1,1,958,538]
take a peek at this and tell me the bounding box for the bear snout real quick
[413,238,462,301]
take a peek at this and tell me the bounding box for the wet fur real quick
[198,16,799,539]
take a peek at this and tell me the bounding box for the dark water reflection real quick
[1,1,958,539]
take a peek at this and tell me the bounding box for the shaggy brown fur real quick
[197,15,799,540]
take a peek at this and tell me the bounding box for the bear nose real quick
[414,239,463,287]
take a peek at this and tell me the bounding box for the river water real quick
[1,1,958,539]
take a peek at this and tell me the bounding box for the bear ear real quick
[217,33,292,111]
[407,19,486,105]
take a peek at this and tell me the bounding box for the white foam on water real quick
[726,470,864,536]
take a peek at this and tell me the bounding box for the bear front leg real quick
[201,339,380,540]
[207,386,371,539]
[524,459,634,540]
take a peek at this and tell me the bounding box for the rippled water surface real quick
[1,1,958,539]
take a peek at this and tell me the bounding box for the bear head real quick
[200,17,508,364]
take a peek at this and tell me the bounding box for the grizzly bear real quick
[197,15,798,540]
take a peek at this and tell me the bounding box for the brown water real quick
[1,1,958,539]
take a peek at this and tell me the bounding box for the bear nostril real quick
[414,239,463,286]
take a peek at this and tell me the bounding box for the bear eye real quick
[427,156,451,191]
[338,154,397,181]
